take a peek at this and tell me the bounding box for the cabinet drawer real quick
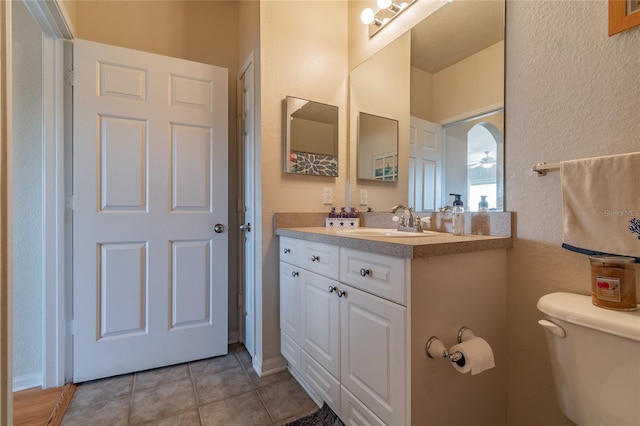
[341,386,385,426]
[280,236,302,264]
[339,247,408,305]
[301,350,341,416]
[280,237,339,280]
[281,331,301,373]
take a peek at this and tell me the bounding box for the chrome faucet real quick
[391,204,424,232]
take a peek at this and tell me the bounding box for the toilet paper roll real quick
[449,337,495,375]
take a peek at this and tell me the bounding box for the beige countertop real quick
[275,226,513,259]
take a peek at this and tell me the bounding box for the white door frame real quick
[2,1,70,418]
[1,1,14,420]
[238,52,258,359]
[26,0,74,390]
[22,0,73,390]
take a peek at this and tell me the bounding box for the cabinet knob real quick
[283,248,291,254]
[311,255,320,262]
[359,268,371,277]
[328,286,337,293]
[337,289,347,298]
[292,271,299,277]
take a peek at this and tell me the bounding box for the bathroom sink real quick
[337,228,439,238]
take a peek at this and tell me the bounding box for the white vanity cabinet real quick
[277,222,510,426]
[279,236,407,425]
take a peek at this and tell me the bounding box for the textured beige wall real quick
[506,1,640,424]
[75,0,241,339]
[259,0,349,362]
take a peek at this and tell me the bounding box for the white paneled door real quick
[72,40,228,382]
[409,116,442,212]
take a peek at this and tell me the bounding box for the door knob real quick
[214,224,225,234]
[239,223,251,232]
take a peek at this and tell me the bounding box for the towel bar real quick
[532,162,560,176]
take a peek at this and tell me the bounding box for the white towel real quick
[561,152,640,261]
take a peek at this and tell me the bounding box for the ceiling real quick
[411,0,504,74]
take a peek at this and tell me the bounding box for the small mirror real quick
[284,96,339,177]
[357,112,399,181]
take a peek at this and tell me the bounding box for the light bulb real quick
[360,8,375,24]
[377,0,392,9]
[481,162,494,169]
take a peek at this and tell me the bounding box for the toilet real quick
[537,292,640,426]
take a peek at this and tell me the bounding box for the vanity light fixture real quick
[361,0,416,37]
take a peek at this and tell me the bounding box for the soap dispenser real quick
[450,193,464,236]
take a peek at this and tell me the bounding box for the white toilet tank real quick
[537,292,640,426]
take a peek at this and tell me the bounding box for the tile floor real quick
[61,344,318,426]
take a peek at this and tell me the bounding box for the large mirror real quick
[284,96,339,177]
[349,0,505,212]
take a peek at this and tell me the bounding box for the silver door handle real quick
[214,224,225,233]
[239,223,251,232]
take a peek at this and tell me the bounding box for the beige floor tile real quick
[193,365,254,405]
[190,353,240,377]
[129,378,197,425]
[246,367,291,388]
[69,374,133,408]
[257,376,317,422]
[236,351,252,369]
[139,409,201,426]
[228,342,246,353]
[199,390,272,426]
[61,395,129,426]
[62,344,319,426]
[134,363,190,391]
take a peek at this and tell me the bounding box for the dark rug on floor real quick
[285,403,345,426]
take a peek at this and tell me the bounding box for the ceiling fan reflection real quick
[469,151,496,169]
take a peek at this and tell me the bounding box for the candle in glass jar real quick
[589,256,637,311]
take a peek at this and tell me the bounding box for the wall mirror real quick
[357,112,399,181]
[284,96,339,177]
[349,0,505,212]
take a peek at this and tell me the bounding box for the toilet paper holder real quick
[425,326,477,365]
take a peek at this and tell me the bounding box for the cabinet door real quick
[280,262,302,342]
[340,284,406,426]
[301,270,340,378]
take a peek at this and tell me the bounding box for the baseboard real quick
[252,354,287,377]
[228,331,239,344]
[13,372,43,392]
